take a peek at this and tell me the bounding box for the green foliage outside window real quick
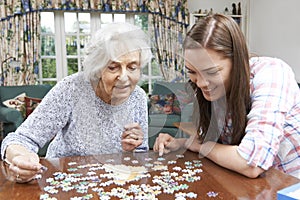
[42,81,57,86]
[41,35,55,56]
[42,59,56,79]
[67,58,78,75]
[66,36,78,56]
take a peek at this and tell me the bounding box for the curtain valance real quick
[0,0,189,26]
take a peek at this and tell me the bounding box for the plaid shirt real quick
[222,57,300,178]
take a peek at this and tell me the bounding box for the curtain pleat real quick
[0,0,189,85]
[0,11,40,85]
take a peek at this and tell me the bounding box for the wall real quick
[248,0,300,82]
[187,0,300,82]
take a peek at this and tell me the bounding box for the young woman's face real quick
[184,48,232,101]
[99,51,141,104]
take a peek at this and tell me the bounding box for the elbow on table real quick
[242,166,265,178]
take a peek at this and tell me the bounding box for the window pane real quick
[65,12,77,33]
[78,13,90,34]
[101,14,113,24]
[79,35,90,53]
[66,36,78,55]
[41,12,54,33]
[67,58,78,75]
[42,59,56,78]
[114,14,125,22]
[41,35,55,56]
[42,81,57,86]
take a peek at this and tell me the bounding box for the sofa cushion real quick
[2,93,26,118]
[149,94,175,114]
[2,92,26,108]
[148,114,181,127]
[2,93,43,118]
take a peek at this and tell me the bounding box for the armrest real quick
[180,102,193,122]
[0,106,24,126]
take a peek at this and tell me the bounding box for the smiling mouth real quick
[202,86,216,93]
[115,85,130,90]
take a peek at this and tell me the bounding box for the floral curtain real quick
[0,0,189,85]
[0,6,40,85]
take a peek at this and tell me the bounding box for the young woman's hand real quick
[153,133,186,156]
[184,133,201,153]
[121,123,144,151]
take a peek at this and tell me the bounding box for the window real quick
[40,12,56,85]
[64,12,90,76]
[40,11,162,93]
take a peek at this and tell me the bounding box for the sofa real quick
[148,81,193,148]
[0,84,52,156]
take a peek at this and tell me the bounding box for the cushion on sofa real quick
[149,94,175,114]
[149,114,181,127]
[2,93,43,118]
[2,92,26,117]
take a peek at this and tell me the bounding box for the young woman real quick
[154,14,300,179]
[1,22,152,183]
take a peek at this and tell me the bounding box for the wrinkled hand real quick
[121,122,144,151]
[5,152,44,183]
[153,133,183,156]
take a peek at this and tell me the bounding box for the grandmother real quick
[1,22,152,183]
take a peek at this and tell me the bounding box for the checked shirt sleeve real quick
[237,57,298,170]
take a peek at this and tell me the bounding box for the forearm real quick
[200,141,264,178]
[177,138,188,147]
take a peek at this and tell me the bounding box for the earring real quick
[194,89,199,97]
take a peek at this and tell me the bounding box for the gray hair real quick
[83,22,152,82]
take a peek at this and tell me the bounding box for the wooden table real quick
[0,150,299,200]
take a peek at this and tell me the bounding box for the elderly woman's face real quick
[99,51,141,104]
[184,48,232,101]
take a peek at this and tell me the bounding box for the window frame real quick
[40,11,161,93]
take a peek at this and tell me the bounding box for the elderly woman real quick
[1,22,152,183]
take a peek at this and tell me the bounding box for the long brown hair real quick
[184,14,251,145]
